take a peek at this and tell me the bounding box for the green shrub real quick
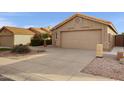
[33,34,42,40]
[47,39,52,45]
[30,34,52,46]
[31,39,52,46]
[0,48,12,51]
[11,44,31,54]
[42,33,49,40]
[31,39,42,46]
[41,40,44,45]
[30,34,42,46]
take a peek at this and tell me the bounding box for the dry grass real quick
[81,54,124,80]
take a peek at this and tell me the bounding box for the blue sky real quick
[0,12,123,34]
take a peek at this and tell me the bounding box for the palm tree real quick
[42,33,50,47]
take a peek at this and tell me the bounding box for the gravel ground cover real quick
[81,54,124,80]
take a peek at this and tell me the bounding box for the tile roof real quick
[29,27,51,34]
[1,26,35,35]
[51,13,117,34]
[29,27,47,34]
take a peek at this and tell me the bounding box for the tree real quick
[33,34,42,40]
[42,33,50,47]
[122,32,124,35]
[30,34,43,46]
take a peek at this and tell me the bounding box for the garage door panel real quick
[61,31,101,50]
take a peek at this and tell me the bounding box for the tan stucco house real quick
[51,13,118,50]
[0,26,35,47]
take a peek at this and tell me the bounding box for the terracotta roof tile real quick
[29,27,51,34]
[1,26,35,35]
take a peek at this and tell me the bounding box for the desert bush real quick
[33,34,42,40]
[47,39,52,45]
[30,33,52,46]
[0,48,12,51]
[31,39,42,46]
[42,33,51,47]
[31,34,43,46]
[11,44,31,54]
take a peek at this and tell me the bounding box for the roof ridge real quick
[76,13,111,24]
[51,13,117,34]
[2,26,35,35]
[4,26,27,29]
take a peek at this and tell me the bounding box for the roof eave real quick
[51,14,118,34]
[109,24,118,34]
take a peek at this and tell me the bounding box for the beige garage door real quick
[61,31,102,50]
[0,36,14,47]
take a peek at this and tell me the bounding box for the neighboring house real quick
[29,27,52,36]
[51,13,118,50]
[0,26,35,47]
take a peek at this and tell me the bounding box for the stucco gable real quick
[0,26,35,35]
[51,13,117,34]
[0,28,13,36]
[52,16,105,31]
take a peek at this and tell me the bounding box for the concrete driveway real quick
[0,48,113,81]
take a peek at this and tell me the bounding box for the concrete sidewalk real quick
[104,47,124,55]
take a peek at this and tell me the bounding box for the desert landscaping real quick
[0,13,124,81]
[82,53,124,80]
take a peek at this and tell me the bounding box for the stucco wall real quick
[0,36,14,47]
[53,17,105,32]
[106,26,117,50]
[0,28,13,36]
[52,16,109,49]
[0,29,14,47]
[0,29,34,47]
[14,35,33,45]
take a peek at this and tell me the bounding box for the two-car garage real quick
[60,30,102,50]
[52,13,117,50]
